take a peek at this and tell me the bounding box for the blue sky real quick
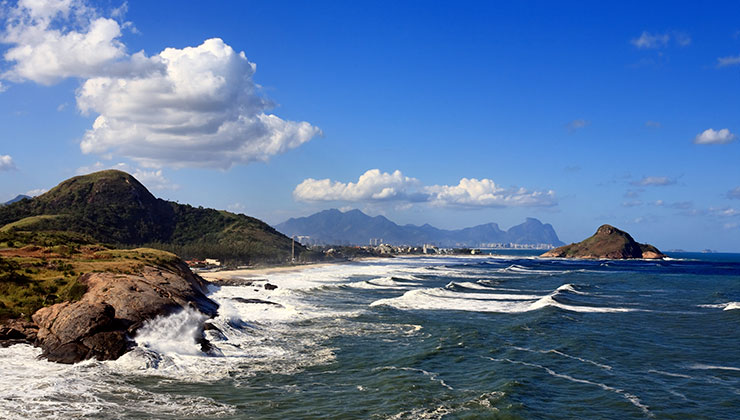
[1,0,739,251]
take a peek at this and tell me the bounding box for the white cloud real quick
[0,81,6,92]
[1,0,126,85]
[566,119,589,132]
[693,128,737,145]
[1,1,321,169]
[293,169,557,208]
[728,187,740,200]
[717,55,740,68]
[632,176,676,187]
[25,188,47,196]
[294,169,422,203]
[624,189,643,198]
[631,31,670,49]
[425,178,556,207]
[0,154,16,170]
[622,200,643,207]
[132,168,178,191]
[711,207,740,217]
[631,31,690,49]
[645,120,661,128]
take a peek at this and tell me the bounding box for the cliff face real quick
[541,225,665,260]
[29,260,217,364]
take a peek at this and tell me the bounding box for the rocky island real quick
[541,224,666,259]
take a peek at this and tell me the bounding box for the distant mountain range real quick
[275,209,564,247]
[1,195,30,206]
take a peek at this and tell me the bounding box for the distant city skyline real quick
[1,0,739,251]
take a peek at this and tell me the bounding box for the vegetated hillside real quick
[0,170,302,264]
[541,224,665,259]
[275,209,564,247]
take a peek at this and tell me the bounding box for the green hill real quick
[0,170,304,264]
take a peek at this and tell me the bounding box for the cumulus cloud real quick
[425,178,556,207]
[717,55,740,68]
[1,1,321,169]
[132,168,178,191]
[693,128,737,145]
[0,154,16,170]
[728,187,740,200]
[566,119,589,132]
[293,169,557,208]
[631,31,690,49]
[294,169,423,203]
[632,176,676,187]
[1,0,126,84]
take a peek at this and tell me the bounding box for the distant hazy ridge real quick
[275,208,564,247]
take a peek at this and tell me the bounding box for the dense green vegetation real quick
[0,170,305,265]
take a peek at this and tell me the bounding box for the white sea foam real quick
[697,302,740,311]
[511,346,612,371]
[555,283,588,295]
[135,307,208,356]
[485,357,652,416]
[374,366,454,390]
[0,344,235,419]
[723,302,740,311]
[372,283,637,314]
[350,276,419,290]
[529,294,636,313]
[689,364,740,372]
[647,369,693,379]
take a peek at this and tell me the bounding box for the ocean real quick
[1,252,739,419]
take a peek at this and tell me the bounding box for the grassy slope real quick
[0,239,180,321]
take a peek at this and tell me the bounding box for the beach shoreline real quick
[198,257,385,283]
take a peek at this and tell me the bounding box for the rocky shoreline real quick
[0,260,218,364]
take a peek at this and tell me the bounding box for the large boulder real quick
[541,224,665,260]
[32,261,218,363]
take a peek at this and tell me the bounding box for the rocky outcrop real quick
[0,319,38,347]
[541,224,666,260]
[31,261,218,363]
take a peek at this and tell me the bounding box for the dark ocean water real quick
[1,253,738,419]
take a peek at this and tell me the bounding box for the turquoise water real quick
[1,253,739,419]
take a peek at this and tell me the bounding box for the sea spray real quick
[134,307,208,356]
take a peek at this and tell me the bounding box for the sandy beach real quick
[198,258,385,283]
